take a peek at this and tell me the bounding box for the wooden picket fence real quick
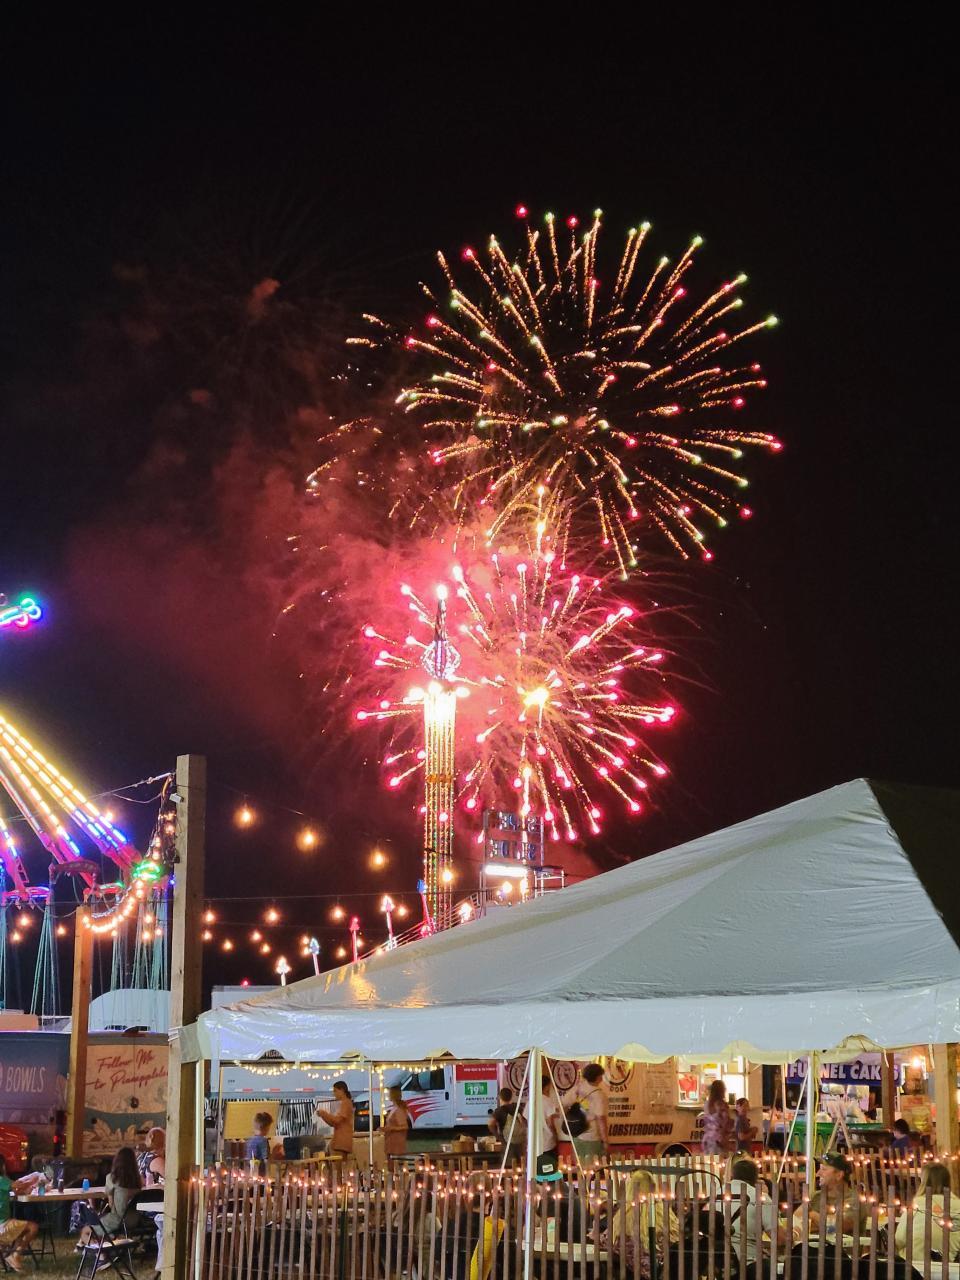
[185,1155,959,1280]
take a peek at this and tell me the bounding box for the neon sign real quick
[0,595,42,631]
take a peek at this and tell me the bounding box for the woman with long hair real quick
[316,1081,355,1158]
[601,1170,679,1276]
[895,1162,960,1261]
[701,1080,735,1156]
[81,1146,143,1242]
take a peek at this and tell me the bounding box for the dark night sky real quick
[0,20,953,991]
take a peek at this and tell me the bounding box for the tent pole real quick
[367,1063,374,1170]
[193,1058,205,1280]
[805,1052,819,1188]
[524,1047,542,1280]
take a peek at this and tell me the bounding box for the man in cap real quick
[806,1152,862,1242]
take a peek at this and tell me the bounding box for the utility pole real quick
[64,904,93,1157]
[162,755,206,1280]
[932,1043,959,1183]
[880,1051,896,1130]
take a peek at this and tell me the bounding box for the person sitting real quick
[801,1153,864,1251]
[895,1162,960,1261]
[0,1156,41,1273]
[716,1158,791,1269]
[734,1098,758,1148]
[81,1147,143,1242]
[601,1170,676,1275]
[890,1119,914,1152]
[137,1127,166,1185]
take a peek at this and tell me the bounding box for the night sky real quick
[1,22,952,994]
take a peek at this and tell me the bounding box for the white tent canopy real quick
[178,779,960,1065]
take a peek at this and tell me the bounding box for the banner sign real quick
[0,1033,69,1122]
[83,1037,168,1155]
[786,1057,902,1085]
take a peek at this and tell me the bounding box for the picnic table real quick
[14,1185,108,1203]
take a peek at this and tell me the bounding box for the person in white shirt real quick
[562,1062,609,1163]
[716,1158,791,1263]
[541,1071,561,1155]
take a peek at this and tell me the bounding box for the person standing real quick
[384,1085,411,1158]
[316,1080,356,1161]
[245,1112,273,1168]
[701,1080,735,1156]
[490,1087,527,1161]
[733,1098,757,1149]
[541,1072,562,1161]
[563,1062,609,1164]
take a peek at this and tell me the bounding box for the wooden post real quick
[162,755,206,1280]
[880,1052,896,1130]
[932,1043,959,1171]
[64,904,93,1157]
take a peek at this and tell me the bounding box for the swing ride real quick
[0,709,175,1017]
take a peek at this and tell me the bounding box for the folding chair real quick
[73,1204,138,1280]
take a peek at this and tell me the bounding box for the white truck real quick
[215,1060,505,1138]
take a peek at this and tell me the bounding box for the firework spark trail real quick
[363,208,781,573]
[355,537,676,843]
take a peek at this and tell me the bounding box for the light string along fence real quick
[185,1152,958,1280]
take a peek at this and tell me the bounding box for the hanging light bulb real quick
[260,942,271,955]
[17,912,31,928]
[331,904,345,922]
[202,929,212,942]
[297,826,320,851]
[370,848,387,869]
[144,912,154,925]
[56,923,68,937]
[235,803,256,828]
[250,930,262,943]
[441,867,455,885]
[222,938,234,952]
[203,908,216,924]
[265,906,280,924]
[10,929,22,943]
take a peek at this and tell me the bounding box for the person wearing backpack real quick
[490,1087,527,1161]
[563,1062,610,1164]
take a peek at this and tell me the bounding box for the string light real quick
[203,908,216,924]
[235,803,256,828]
[370,849,387,869]
[202,929,212,941]
[222,938,234,952]
[265,906,280,923]
[296,826,320,851]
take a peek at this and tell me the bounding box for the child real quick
[245,1112,274,1167]
[734,1098,757,1148]
[0,1156,40,1272]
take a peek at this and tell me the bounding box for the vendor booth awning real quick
[177,779,960,1064]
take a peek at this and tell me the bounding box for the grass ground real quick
[12,1235,156,1277]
